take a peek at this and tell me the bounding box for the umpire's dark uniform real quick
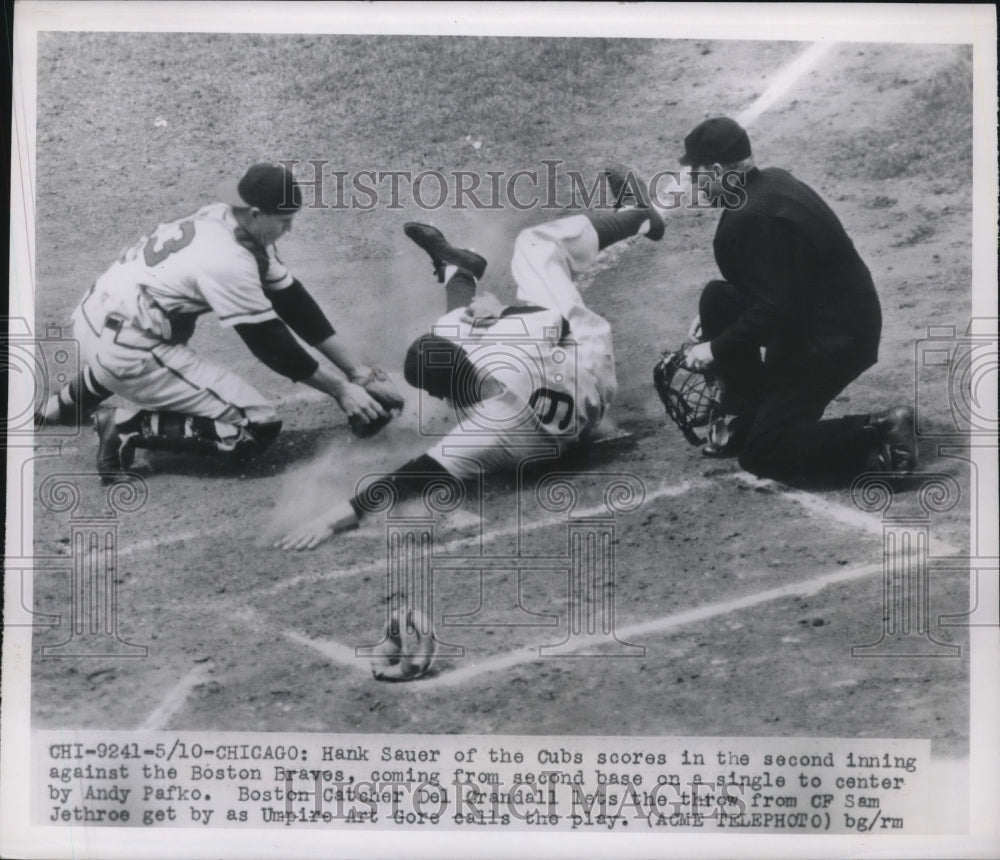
[688,128,885,481]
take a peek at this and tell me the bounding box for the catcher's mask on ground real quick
[653,342,724,446]
[404,334,484,409]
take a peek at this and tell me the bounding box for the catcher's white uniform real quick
[426,214,616,479]
[73,202,290,426]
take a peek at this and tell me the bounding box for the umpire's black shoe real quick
[94,409,136,484]
[865,405,917,474]
[601,164,665,241]
[403,223,488,283]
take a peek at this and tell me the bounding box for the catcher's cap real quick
[217,163,302,213]
[679,117,751,167]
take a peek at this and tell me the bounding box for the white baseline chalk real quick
[737,42,835,128]
[421,558,886,690]
[139,663,212,730]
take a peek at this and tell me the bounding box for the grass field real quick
[28,31,977,770]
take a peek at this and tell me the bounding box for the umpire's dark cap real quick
[404,334,483,409]
[679,117,752,166]
[217,163,302,213]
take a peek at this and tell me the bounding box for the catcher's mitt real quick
[653,341,724,446]
[349,368,405,438]
[370,609,436,682]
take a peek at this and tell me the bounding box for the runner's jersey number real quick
[529,387,575,431]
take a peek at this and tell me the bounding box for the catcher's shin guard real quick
[122,411,282,462]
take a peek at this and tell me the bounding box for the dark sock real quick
[57,367,112,420]
[445,270,477,312]
[586,209,649,250]
[349,453,456,518]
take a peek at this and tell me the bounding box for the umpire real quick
[679,116,916,481]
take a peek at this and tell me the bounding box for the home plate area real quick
[145,471,967,740]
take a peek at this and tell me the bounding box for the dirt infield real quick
[31,35,972,757]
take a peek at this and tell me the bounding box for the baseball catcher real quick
[276,165,665,550]
[34,163,402,482]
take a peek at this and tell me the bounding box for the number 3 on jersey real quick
[143,220,196,266]
[529,387,575,431]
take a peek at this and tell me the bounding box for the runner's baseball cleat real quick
[403,222,488,282]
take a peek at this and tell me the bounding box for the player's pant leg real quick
[79,316,281,456]
[30,305,112,426]
[116,342,281,456]
[510,214,601,320]
[107,341,276,425]
[509,214,616,405]
[426,422,565,481]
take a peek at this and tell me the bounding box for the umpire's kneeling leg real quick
[735,379,873,483]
